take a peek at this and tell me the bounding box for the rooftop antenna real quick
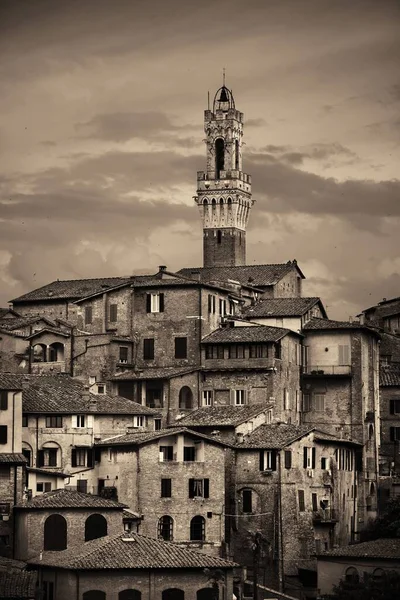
[223,67,226,86]
[208,90,210,111]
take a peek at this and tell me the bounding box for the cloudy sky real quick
[1,0,399,318]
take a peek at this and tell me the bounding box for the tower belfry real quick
[195,83,254,267]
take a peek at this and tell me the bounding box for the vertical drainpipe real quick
[198,286,203,408]
[277,451,284,592]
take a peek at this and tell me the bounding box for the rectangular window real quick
[390,399,400,414]
[314,394,325,412]
[143,338,155,360]
[208,294,216,314]
[321,457,328,470]
[45,416,63,428]
[119,346,128,363]
[0,391,8,411]
[161,478,172,498]
[312,493,318,512]
[37,482,52,493]
[154,418,162,431]
[159,445,174,462]
[22,415,28,427]
[219,298,226,316]
[242,489,252,513]
[229,345,245,359]
[259,450,277,471]
[339,344,350,365]
[109,303,118,322]
[44,449,57,467]
[303,447,316,469]
[97,385,105,394]
[175,337,187,359]
[189,478,209,498]
[202,390,213,406]
[303,393,311,412]
[390,427,400,441]
[183,446,196,462]
[234,389,246,405]
[84,306,92,325]
[298,489,305,512]
[75,448,87,467]
[76,415,86,428]
[250,345,266,358]
[283,388,289,411]
[0,426,7,445]
[77,480,88,493]
[284,450,292,469]
[205,346,224,359]
[133,416,144,428]
[146,292,164,313]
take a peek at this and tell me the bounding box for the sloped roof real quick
[27,467,69,478]
[110,366,198,381]
[235,423,314,449]
[177,262,305,288]
[10,277,131,303]
[16,489,127,510]
[243,297,326,318]
[201,325,293,344]
[319,538,400,559]
[0,569,37,599]
[0,315,59,332]
[380,365,400,387]
[303,318,380,336]
[0,373,157,414]
[96,427,230,448]
[0,454,27,465]
[175,405,269,428]
[28,532,238,570]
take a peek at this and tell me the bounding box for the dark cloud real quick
[258,142,358,166]
[75,112,183,142]
[246,118,268,127]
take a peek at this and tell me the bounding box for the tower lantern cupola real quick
[195,83,254,267]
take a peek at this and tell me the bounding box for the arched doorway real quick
[162,590,184,600]
[82,592,106,600]
[119,591,141,600]
[197,588,218,600]
[179,386,193,409]
[48,342,64,362]
[44,514,67,550]
[85,514,108,541]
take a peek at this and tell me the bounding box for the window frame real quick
[45,415,63,429]
[109,303,118,323]
[174,337,188,359]
[147,292,164,314]
[143,338,155,360]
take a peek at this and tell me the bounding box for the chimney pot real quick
[159,265,167,272]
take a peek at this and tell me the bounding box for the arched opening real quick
[83,592,106,600]
[119,591,142,600]
[217,230,222,244]
[344,567,359,584]
[44,514,67,550]
[162,589,184,600]
[179,386,193,410]
[372,568,385,584]
[369,424,374,440]
[197,588,218,600]
[39,441,61,468]
[190,516,205,541]
[33,343,46,362]
[158,515,173,541]
[48,342,64,362]
[235,139,239,170]
[22,442,33,467]
[85,514,108,542]
[215,138,225,175]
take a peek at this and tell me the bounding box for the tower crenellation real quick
[194,84,255,267]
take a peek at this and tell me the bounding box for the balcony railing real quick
[312,509,338,524]
[303,365,352,376]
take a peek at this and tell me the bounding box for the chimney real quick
[190,270,201,281]
[21,376,30,390]
[159,265,167,272]
[236,432,244,444]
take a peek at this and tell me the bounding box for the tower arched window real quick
[190,516,205,541]
[44,514,67,550]
[215,138,225,175]
[85,514,108,541]
[217,230,222,244]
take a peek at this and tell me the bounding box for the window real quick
[77,479,88,493]
[161,478,172,498]
[283,388,289,411]
[133,416,144,428]
[372,568,385,584]
[234,389,246,405]
[179,386,193,409]
[0,391,8,410]
[215,138,225,174]
[22,448,31,466]
[154,418,162,431]
[249,344,267,358]
[158,515,173,541]
[0,426,8,445]
[345,567,359,584]
[321,457,328,470]
[97,385,105,394]
[22,415,28,427]
[42,581,54,600]
[242,489,252,513]
[217,230,222,244]
[184,446,196,462]
[202,390,213,406]
[303,447,316,469]
[119,591,142,600]
[390,399,400,414]
[390,427,400,441]
[229,345,245,359]
[189,478,209,498]
[159,446,174,462]
[259,450,277,471]
[208,294,216,314]
[312,493,318,512]
[219,298,226,315]
[45,416,63,428]
[38,448,58,467]
[44,514,67,550]
[298,489,305,512]
[303,393,311,412]
[85,514,107,541]
[162,590,184,600]
[109,303,118,323]
[71,448,94,468]
[84,306,92,325]
[146,292,164,313]
[175,337,187,359]
[143,338,155,360]
[36,482,52,492]
[76,415,86,428]
[205,345,224,359]
[314,394,325,412]
[284,450,292,469]
[119,346,128,363]
[339,344,350,364]
[190,516,205,541]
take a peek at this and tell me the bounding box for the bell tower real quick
[194,83,254,267]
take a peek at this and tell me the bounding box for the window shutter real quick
[271,451,277,471]
[390,427,395,441]
[0,426,7,445]
[146,294,151,313]
[204,479,209,498]
[94,447,101,463]
[87,415,94,429]
[87,449,94,468]
[159,293,164,313]
[284,450,292,469]
[71,415,77,428]
[37,450,44,468]
[71,449,77,467]
[259,451,264,471]
[303,447,308,469]
[0,392,8,411]
[208,295,212,313]
[189,479,194,498]
[390,400,395,415]
[230,389,235,406]
[312,448,316,469]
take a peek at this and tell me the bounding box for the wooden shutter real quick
[312,447,316,469]
[94,447,101,463]
[37,450,44,467]
[109,304,118,322]
[0,426,7,445]
[298,490,305,512]
[312,493,318,512]
[390,427,395,441]
[159,293,164,312]
[71,449,77,467]
[284,450,292,469]
[146,294,151,313]
[188,479,194,498]
[303,447,308,468]
[71,415,77,428]
[87,449,94,468]
[390,400,395,415]
[0,392,8,411]
[339,345,350,365]
[208,295,212,313]
[271,451,277,471]
[259,451,264,471]
[204,478,209,498]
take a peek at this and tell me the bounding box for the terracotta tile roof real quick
[175,405,269,428]
[27,467,69,478]
[303,318,380,336]
[177,262,305,288]
[0,569,37,599]
[380,365,400,387]
[319,538,400,559]
[28,532,238,570]
[0,315,58,332]
[0,453,27,464]
[10,277,131,303]
[96,427,230,448]
[201,325,293,344]
[109,366,198,381]
[0,373,157,414]
[16,489,127,510]
[244,297,325,318]
[235,424,315,449]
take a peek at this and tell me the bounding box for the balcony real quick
[302,365,352,377]
[312,509,338,524]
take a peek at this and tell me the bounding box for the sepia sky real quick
[0,0,399,318]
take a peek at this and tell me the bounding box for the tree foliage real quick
[321,570,400,600]
[362,496,400,541]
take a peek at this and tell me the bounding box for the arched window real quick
[217,230,222,244]
[48,342,64,362]
[345,567,359,583]
[44,514,67,550]
[83,592,106,600]
[33,344,46,363]
[22,443,33,467]
[219,198,224,205]
[162,589,184,600]
[85,514,108,542]
[179,387,193,410]
[158,516,173,541]
[119,591,141,600]
[190,516,205,541]
[215,138,225,174]
[197,589,218,600]
[372,568,385,584]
